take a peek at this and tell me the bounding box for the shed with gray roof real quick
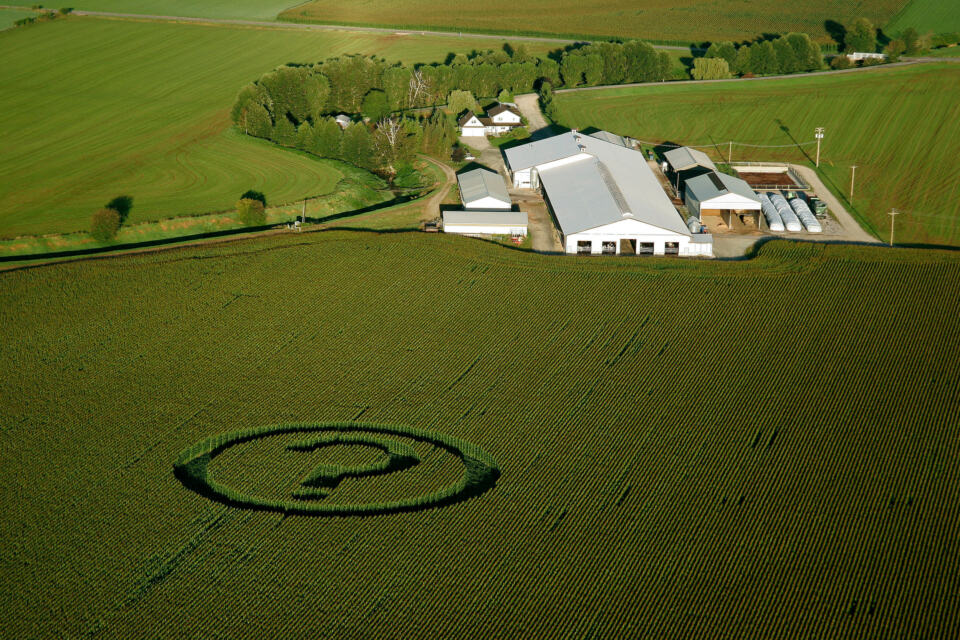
[684,171,762,228]
[457,168,511,210]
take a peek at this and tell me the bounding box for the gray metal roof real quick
[457,168,511,206]
[663,146,717,172]
[588,130,629,147]
[503,133,584,172]
[511,131,689,236]
[443,210,528,226]
[685,171,761,204]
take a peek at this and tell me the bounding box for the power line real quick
[634,138,818,149]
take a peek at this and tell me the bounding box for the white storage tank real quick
[686,216,703,233]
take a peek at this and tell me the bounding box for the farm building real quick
[458,103,523,137]
[684,171,762,228]
[504,130,712,256]
[663,146,717,193]
[458,168,511,210]
[442,210,528,236]
[334,114,352,129]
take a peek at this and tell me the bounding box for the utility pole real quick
[728,141,732,164]
[815,127,825,167]
[888,208,900,247]
[849,165,857,201]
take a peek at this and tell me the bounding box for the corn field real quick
[1,231,958,638]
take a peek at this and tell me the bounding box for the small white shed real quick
[458,168,511,210]
[334,114,352,129]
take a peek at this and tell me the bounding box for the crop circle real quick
[173,422,500,517]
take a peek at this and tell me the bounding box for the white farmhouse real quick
[504,130,712,256]
[458,103,523,137]
[458,168,511,210]
[684,171,762,228]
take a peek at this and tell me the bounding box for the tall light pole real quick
[815,127,825,167]
[888,208,900,247]
[849,165,857,201]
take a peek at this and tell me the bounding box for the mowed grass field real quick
[282,0,905,43]
[886,0,960,34]
[552,64,960,246]
[0,18,556,239]
[1,232,959,638]
[0,7,36,29]
[65,0,297,20]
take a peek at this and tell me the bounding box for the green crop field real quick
[2,231,959,638]
[886,0,960,34]
[65,0,298,20]
[0,17,556,239]
[282,0,905,44]
[551,64,960,247]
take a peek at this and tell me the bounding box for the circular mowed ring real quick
[173,422,500,517]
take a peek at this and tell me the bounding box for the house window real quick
[577,240,592,255]
[601,241,616,255]
[638,242,655,255]
[665,242,679,255]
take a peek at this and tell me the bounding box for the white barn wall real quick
[463,195,511,210]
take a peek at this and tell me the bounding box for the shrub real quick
[447,89,480,116]
[59,7,72,14]
[90,208,121,242]
[240,190,267,207]
[451,146,467,162]
[830,55,853,70]
[236,198,266,226]
[691,57,732,80]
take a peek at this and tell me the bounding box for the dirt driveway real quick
[514,94,550,137]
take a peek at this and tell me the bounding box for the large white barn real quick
[504,131,712,256]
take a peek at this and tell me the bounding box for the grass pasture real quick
[0,8,36,30]
[0,17,556,239]
[282,0,905,44]
[552,63,960,246]
[886,0,960,35]
[1,232,959,638]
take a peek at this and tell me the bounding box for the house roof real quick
[506,130,689,236]
[458,111,482,127]
[488,104,522,118]
[685,171,761,205]
[663,146,718,172]
[443,210,528,227]
[588,130,630,148]
[458,168,511,206]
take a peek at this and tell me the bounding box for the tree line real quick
[231,40,676,172]
[696,33,824,79]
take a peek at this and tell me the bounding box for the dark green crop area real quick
[1,232,959,638]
